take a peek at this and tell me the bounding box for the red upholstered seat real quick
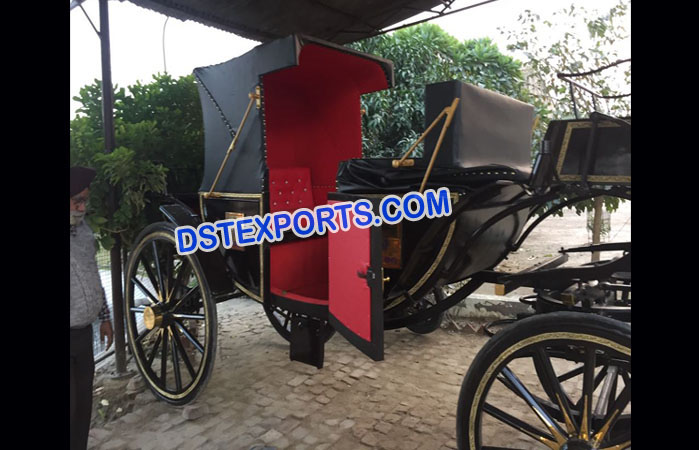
[269,166,328,304]
[269,167,315,213]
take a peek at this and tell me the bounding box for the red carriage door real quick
[327,195,384,361]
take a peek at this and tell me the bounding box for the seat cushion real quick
[269,167,315,213]
[336,158,527,194]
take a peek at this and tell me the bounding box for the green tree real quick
[500,1,631,217]
[350,23,540,158]
[70,73,203,250]
[499,1,631,257]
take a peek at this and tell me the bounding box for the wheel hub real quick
[143,304,165,330]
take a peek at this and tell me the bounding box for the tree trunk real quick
[591,197,603,262]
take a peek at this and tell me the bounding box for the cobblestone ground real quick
[88,203,630,450]
[89,297,493,450]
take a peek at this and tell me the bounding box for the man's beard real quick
[70,210,85,227]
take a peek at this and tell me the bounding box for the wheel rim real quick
[125,230,216,402]
[468,333,630,449]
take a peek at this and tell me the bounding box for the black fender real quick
[159,203,234,295]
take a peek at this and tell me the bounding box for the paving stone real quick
[87,295,564,449]
[277,418,301,434]
[273,408,292,419]
[125,376,145,395]
[352,426,369,440]
[444,439,458,449]
[256,397,274,407]
[119,413,142,425]
[244,415,263,427]
[337,355,353,364]
[154,413,171,423]
[337,419,354,430]
[207,396,224,405]
[314,395,330,404]
[133,391,155,406]
[309,385,325,395]
[415,423,433,434]
[169,414,188,426]
[230,434,255,448]
[260,428,284,443]
[259,417,283,429]
[100,439,128,450]
[180,423,208,439]
[179,435,209,450]
[374,421,393,434]
[89,428,110,443]
[303,434,319,445]
[291,409,310,420]
[324,388,338,399]
[349,369,365,379]
[401,416,421,428]
[182,403,210,421]
[360,431,381,447]
[270,436,291,449]
[247,425,266,437]
[288,375,308,387]
[290,426,310,440]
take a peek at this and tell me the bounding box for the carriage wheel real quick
[263,302,335,343]
[407,287,446,334]
[124,222,217,405]
[456,312,630,450]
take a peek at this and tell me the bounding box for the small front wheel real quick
[124,222,218,405]
[456,312,630,449]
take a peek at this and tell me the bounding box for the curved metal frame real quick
[383,181,630,329]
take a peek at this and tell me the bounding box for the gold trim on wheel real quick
[125,230,215,402]
[467,332,630,450]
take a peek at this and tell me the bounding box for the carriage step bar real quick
[490,253,569,295]
[559,242,631,253]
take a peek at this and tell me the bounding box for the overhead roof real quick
[125,0,455,44]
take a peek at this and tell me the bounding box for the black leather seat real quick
[335,158,528,194]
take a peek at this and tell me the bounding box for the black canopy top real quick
[126,0,449,44]
[195,34,394,194]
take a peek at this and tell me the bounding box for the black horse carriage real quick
[123,34,630,449]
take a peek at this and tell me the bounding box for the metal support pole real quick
[99,0,128,377]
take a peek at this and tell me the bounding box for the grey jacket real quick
[70,221,110,328]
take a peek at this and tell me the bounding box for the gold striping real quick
[556,393,577,435]
[199,191,262,200]
[235,281,262,303]
[467,332,630,450]
[579,395,590,440]
[591,409,620,447]
[125,230,212,400]
[556,121,631,184]
[385,193,459,309]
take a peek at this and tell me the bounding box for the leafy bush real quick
[70,73,203,250]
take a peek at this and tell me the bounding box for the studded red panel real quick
[268,167,315,213]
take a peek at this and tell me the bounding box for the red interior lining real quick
[269,167,315,213]
[264,43,389,305]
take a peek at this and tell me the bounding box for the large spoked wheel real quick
[124,222,217,405]
[456,312,630,450]
[407,287,446,334]
[263,302,335,343]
